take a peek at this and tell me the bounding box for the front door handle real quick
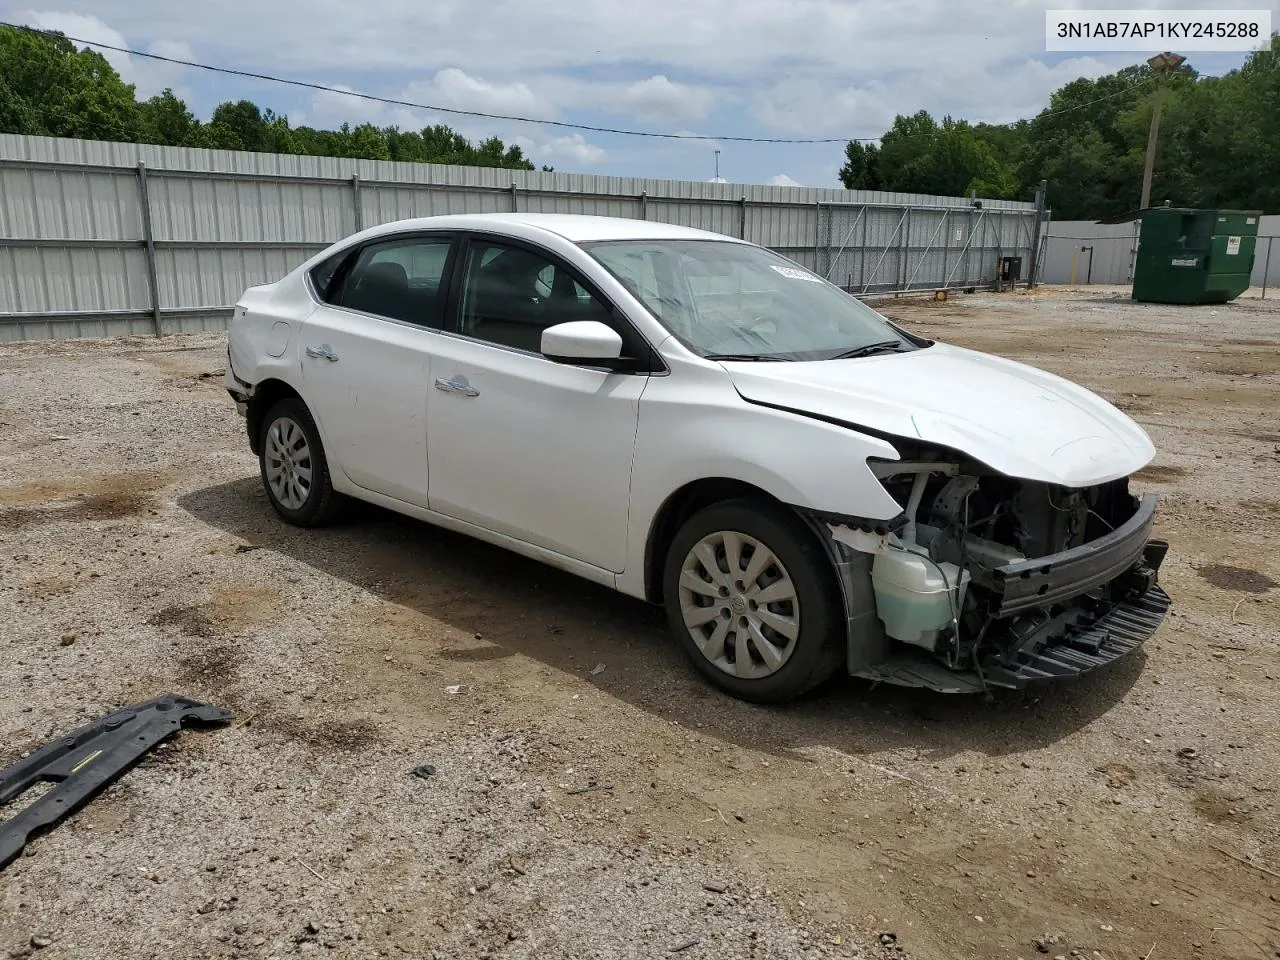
[306,344,339,362]
[434,376,479,397]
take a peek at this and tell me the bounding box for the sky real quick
[2,0,1272,187]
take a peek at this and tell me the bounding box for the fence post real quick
[640,191,648,221]
[136,162,162,337]
[858,208,869,292]
[510,182,519,212]
[994,211,1004,289]
[940,210,950,289]
[1262,236,1273,299]
[824,204,833,281]
[1027,179,1047,287]
[900,208,910,290]
[739,195,748,240]
[351,175,363,231]
[812,203,822,276]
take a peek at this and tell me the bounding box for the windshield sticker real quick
[770,265,823,283]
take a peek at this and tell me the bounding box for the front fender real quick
[618,376,903,597]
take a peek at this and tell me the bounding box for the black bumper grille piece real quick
[852,584,1170,693]
[981,584,1170,686]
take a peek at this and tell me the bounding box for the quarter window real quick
[308,249,350,302]
[332,237,453,327]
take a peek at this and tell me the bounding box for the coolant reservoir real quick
[871,545,970,651]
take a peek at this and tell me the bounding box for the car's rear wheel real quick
[258,398,342,527]
[662,498,844,703]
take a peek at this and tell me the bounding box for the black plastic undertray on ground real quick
[0,693,232,871]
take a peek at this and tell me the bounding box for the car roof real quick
[357,212,751,245]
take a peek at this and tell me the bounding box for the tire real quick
[662,498,844,703]
[257,398,343,527]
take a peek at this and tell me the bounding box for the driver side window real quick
[458,240,614,353]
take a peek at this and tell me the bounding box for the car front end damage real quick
[808,448,1170,693]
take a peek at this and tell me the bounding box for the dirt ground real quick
[1,285,1278,960]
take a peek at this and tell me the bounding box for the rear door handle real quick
[434,376,479,397]
[306,345,339,361]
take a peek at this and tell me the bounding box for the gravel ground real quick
[1,285,1277,960]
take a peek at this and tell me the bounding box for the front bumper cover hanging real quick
[0,694,233,871]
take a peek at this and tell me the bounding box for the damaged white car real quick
[224,213,1170,701]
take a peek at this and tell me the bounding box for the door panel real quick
[297,234,456,507]
[425,336,644,572]
[425,236,647,573]
[300,307,438,506]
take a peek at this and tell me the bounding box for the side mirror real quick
[541,320,623,363]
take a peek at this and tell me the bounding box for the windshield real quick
[582,239,919,361]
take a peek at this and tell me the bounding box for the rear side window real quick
[309,249,351,302]
[331,237,454,327]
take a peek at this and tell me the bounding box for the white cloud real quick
[402,68,554,120]
[753,80,894,136]
[538,74,716,126]
[767,173,801,186]
[302,85,427,129]
[515,133,607,166]
[617,75,715,125]
[297,77,607,168]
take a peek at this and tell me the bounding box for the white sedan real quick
[224,213,1170,701]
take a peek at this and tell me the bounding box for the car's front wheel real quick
[258,398,343,527]
[662,499,844,703]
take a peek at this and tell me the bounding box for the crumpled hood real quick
[722,342,1154,487]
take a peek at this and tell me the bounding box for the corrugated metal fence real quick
[0,133,1041,341]
[1042,218,1279,291]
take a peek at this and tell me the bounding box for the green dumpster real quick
[1132,207,1261,304]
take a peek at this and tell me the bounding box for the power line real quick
[2,22,841,143]
[1034,75,1154,121]
[3,21,1157,145]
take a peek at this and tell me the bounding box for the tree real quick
[1,23,544,171]
[0,74,42,134]
[838,141,881,190]
[838,37,1280,217]
[261,109,298,154]
[1016,64,1169,218]
[339,122,390,160]
[137,88,199,146]
[203,99,268,151]
[1162,34,1280,212]
[842,111,1018,199]
[0,25,139,140]
[384,127,427,162]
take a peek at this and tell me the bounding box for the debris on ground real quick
[0,694,232,871]
[1034,932,1065,953]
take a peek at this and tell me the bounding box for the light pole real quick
[1139,51,1186,211]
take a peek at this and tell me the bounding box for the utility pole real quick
[1133,51,1185,282]
[1027,179,1047,288]
[1139,51,1186,211]
[1138,84,1165,211]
